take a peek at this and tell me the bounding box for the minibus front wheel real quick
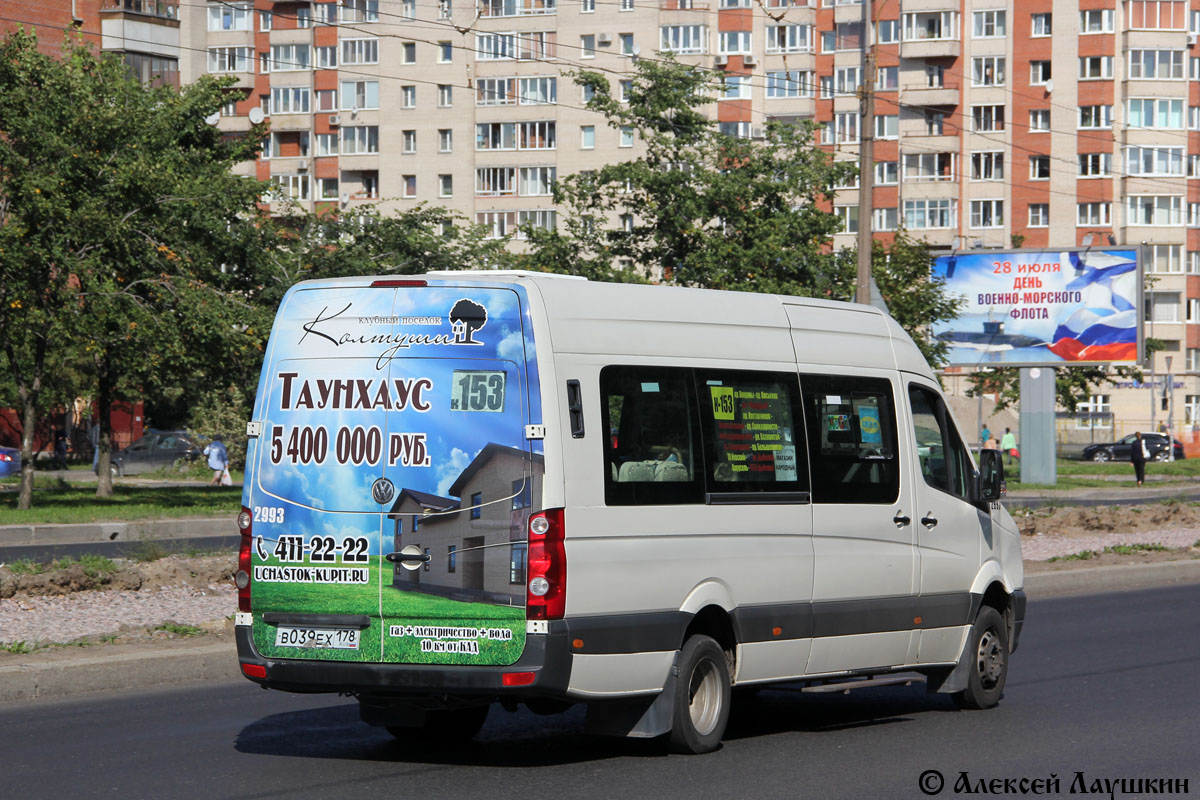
[953,606,1009,710]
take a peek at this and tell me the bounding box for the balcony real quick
[900,38,959,59]
[901,132,960,152]
[101,0,178,19]
[901,85,959,107]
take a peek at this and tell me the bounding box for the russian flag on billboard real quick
[1048,251,1138,361]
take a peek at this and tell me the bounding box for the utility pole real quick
[855,0,875,305]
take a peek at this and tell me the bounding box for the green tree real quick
[869,231,966,368]
[521,56,856,296]
[0,30,271,505]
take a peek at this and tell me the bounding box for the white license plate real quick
[274,626,360,650]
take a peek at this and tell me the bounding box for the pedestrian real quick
[984,434,999,451]
[1000,427,1018,465]
[53,428,68,470]
[981,424,992,448]
[203,435,228,486]
[89,422,100,471]
[1130,431,1148,487]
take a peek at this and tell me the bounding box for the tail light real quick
[0,453,12,462]
[237,506,253,613]
[370,279,427,287]
[526,508,566,620]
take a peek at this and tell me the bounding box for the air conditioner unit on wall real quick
[597,32,613,45]
[1189,33,1198,46]
[743,54,757,66]
[328,115,340,126]
[714,54,729,66]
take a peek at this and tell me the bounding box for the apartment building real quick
[7,0,1200,436]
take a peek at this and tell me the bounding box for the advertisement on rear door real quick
[245,283,542,666]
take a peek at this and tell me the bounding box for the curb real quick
[0,643,239,703]
[0,517,234,548]
[1025,558,1200,598]
[3,561,1199,705]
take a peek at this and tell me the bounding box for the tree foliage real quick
[0,30,272,505]
[870,231,965,368]
[520,56,856,296]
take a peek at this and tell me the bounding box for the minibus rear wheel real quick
[668,634,731,754]
[953,606,1008,710]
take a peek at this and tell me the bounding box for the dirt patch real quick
[0,618,234,666]
[0,555,234,600]
[1012,501,1200,538]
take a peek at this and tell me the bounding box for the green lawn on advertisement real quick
[252,556,525,666]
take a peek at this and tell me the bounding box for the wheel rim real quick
[1094,451,1109,462]
[687,657,722,736]
[976,627,1005,690]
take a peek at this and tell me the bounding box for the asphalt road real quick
[4,585,1198,800]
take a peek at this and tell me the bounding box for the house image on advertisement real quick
[387,443,544,606]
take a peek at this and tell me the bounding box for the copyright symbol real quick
[918,770,944,795]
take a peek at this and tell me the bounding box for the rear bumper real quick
[236,625,573,697]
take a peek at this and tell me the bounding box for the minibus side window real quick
[908,385,971,498]
[801,375,899,504]
[695,370,809,496]
[601,365,704,506]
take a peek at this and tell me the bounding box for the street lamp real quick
[1166,355,1174,461]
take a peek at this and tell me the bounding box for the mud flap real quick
[584,652,679,738]
[927,634,972,694]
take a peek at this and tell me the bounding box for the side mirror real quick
[976,449,1005,503]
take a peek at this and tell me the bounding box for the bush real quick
[187,385,250,470]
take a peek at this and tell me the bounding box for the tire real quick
[386,705,489,744]
[110,464,121,478]
[953,606,1009,710]
[1155,450,1170,463]
[1091,450,1111,462]
[668,635,732,755]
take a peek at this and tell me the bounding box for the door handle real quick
[921,513,939,528]
[893,512,911,527]
[385,552,431,563]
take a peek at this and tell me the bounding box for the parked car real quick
[0,445,20,478]
[96,429,205,477]
[1081,433,1185,463]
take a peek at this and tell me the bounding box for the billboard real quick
[930,247,1142,367]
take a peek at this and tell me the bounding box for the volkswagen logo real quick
[370,477,395,505]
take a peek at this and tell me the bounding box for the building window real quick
[767,70,813,98]
[476,167,517,196]
[902,11,957,41]
[1127,98,1184,129]
[259,9,273,30]
[316,177,338,200]
[296,6,311,27]
[316,133,337,156]
[876,66,898,90]
[1147,244,1183,273]
[477,122,516,150]
[620,126,635,147]
[208,2,251,31]
[1031,13,1051,36]
[877,20,899,43]
[971,56,1005,87]
[1029,155,1050,180]
[439,129,453,152]
[1127,0,1186,30]
[1079,56,1113,80]
[1079,9,1114,33]
[339,80,379,110]
[1076,395,1112,430]
[719,31,752,55]
[1079,153,1112,177]
[972,105,1005,132]
[341,39,378,65]
[270,174,309,202]
[341,0,380,22]
[1146,292,1182,322]
[904,199,955,229]
[580,34,596,58]
[766,24,813,53]
[271,87,311,115]
[1078,105,1112,129]
[722,75,748,100]
[341,126,379,155]
[402,86,416,108]
[873,207,898,231]
[207,47,252,73]
[520,77,557,104]
[1030,61,1052,85]
[519,166,556,196]
[1127,196,1184,226]
[447,545,457,574]
[1076,202,1112,227]
[925,64,944,88]
[972,10,1005,37]
[874,115,898,139]
[969,200,1004,229]
[477,77,516,105]
[835,206,859,234]
[316,90,336,111]
[402,42,417,64]
[620,79,634,102]
[924,110,945,135]
[316,46,337,69]
[582,0,595,10]
[660,25,707,54]
[519,121,556,149]
[1029,204,1050,227]
[834,67,861,95]
[438,84,453,107]
[970,151,1003,181]
[510,544,526,584]
[1129,50,1185,79]
[874,161,898,185]
[620,33,635,55]
[402,130,417,153]
[438,41,453,62]
[581,125,595,149]
[477,32,517,59]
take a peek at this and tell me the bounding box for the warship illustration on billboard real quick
[935,320,1045,352]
